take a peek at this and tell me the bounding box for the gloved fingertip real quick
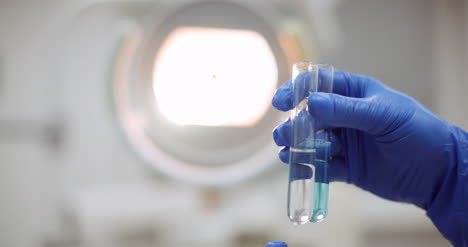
[272,127,283,146]
[272,87,292,111]
[279,147,289,163]
[272,97,290,112]
[265,241,288,247]
[273,123,290,146]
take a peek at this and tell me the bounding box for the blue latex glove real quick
[265,241,287,247]
[272,70,468,246]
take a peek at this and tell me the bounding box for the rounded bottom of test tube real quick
[310,209,326,223]
[289,208,311,225]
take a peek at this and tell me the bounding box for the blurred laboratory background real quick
[0,0,465,246]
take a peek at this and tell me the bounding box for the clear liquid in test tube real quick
[287,63,333,225]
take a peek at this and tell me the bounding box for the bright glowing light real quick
[153,27,278,126]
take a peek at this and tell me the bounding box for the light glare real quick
[153,27,278,127]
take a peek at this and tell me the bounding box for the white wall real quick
[434,0,468,129]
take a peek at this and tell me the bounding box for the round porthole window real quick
[113,1,290,186]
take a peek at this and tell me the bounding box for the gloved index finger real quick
[272,78,294,111]
[273,68,338,111]
[272,71,314,111]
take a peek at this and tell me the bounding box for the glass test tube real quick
[287,63,333,225]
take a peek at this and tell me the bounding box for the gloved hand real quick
[272,70,468,246]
